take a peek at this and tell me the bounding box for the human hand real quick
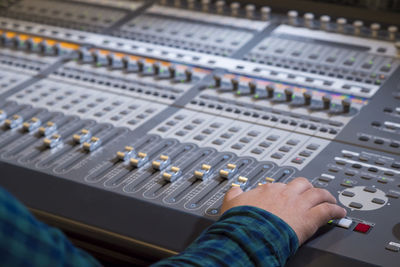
[221,177,346,245]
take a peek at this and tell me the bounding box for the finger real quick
[308,203,347,228]
[301,188,337,208]
[285,177,313,195]
[224,186,243,202]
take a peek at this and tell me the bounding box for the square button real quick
[194,135,205,141]
[184,125,195,130]
[259,141,271,148]
[212,139,224,145]
[337,218,353,229]
[239,137,252,143]
[306,143,320,150]
[248,130,260,137]
[349,202,363,209]
[231,143,244,150]
[299,150,312,157]
[251,148,264,154]
[287,139,300,146]
[354,223,371,233]
[228,127,241,133]
[210,122,222,128]
[175,130,187,137]
[202,129,214,135]
[279,146,291,152]
[166,120,177,126]
[267,135,279,141]
[192,119,204,124]
[221,133,233,139]
[271,152,284,159]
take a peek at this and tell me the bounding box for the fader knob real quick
[261,6,271,21]
[336,18,347,33]
[322,95,331,110]
[168,65,176,78]
[245,4,255,19]
[320,15,330,31]
[185,69,192,82]
[187,0,195,9]
[230,2,240,17]
[201,0,210,12]
[38,40,49,54]
[122,56,130,69]
[353,20,363,36]
[303,91,312,106]
[213,74,221,87]
[388,26,398,41]
[370,23,380,38]
[304,13,314,28]
[153,62,160,75]
[231,78,239,91]
[137,59,144,72]
[342,99,351,113]
[248,81,257,94]
[284,88,293,102]
[26,38,35,51]
[287,10,298,26]
[266,85,274,98]
[216,1,225,14]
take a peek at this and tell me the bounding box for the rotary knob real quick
[336,18,347,33]
[230,2,240,17]
[245,4,255,19]
[174,0,181,8]
[152,62,160,75]
[187,0,195,9]
[261,6,271,21]
[137,59,144,72]
[370,23,380,38]
[320,15,330,31]
[288,10,298,26]
[353,20,363,36]
[215,0,225,14]
[201,0,210,12]
[304,13,314,28]
[388,26,398,41]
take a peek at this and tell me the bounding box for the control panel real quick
[0,0,399,266]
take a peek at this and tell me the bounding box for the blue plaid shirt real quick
[0,186,298,266]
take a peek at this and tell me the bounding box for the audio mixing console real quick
[0,0,399,266]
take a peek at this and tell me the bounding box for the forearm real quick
[153,206,299,267]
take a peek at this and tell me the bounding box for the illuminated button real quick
[130,152,148,168]
[0,110,7,122]
[349,202,363,209]
[38,121,57,137]
[354,223,371,233]
[116,146,136,161]
[152,155,171,171]
[82,137,102,152]
[219,164,237,179]
[377,177,388,184]
[291,157,305,164]
[341,179,355,187]
[319,174,335,182]
[265,177,275,183]
[43,134,62,148]
[162,166,181,182]
[337,218,352,229]
[73,129,92,144]
[386,242,400,252]
[22,117,41,132]
[4,115,23,129]
[194,164,212,180]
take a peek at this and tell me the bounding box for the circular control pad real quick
[339,186,388,211]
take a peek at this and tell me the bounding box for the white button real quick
[337,218,352,229]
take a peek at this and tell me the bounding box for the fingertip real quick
[224,186,243,201]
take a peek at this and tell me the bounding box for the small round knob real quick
[370,23,380,38]
[230,2,240,17]
[261,6,271,21]
[137,59,144,72]
[388,26,398,41]
[320,15,330,31]
[287,10,298,26]
[152,62,160,75]
[284,88,293,102]
[185,69,192,82]
[249,81,257,94]
[231,78,239,91]
[201,0,210,12]
[304,13,314,28]
[303,91,312,106]
[336,18,347,33]
[322,95,331,110]
[213,74,221,87]
[216,1,225,14]
[342,99,351,113]
[353,20,363,36]
[187,0,195,9]
[168,65,176,78]
[266,85,274,98]
[245,4,255,19]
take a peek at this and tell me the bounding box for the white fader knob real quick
[353,20,363,36]
[230,2,240,16]
[304,13,314,28]
[261,6,271,21]
[187,0,195,9]
[388,26,398,41]
[215,0,225,14]
[201,0,209,12]
[288,10,298,26]
[336,17,347,33]
[370,23,381,38]
[320,15,330,31]
[245,4,255,19]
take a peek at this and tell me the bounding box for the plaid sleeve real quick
[153,205,299,267]
[0,187,101,267]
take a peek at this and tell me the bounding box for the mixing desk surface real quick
[0,0,399,266]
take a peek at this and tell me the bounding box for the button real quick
[192,119,204,124]
[368,167,378,172]
[341,179,355,187]
[248,130,260,137]
[329,166,340,173]
[359,135,369,142]
[271,152,284,159]
[251,148,264,154]
[221,133,233,139]
[306,144,319,150]
[299,150,312,157]
[372,198,385,205]
[166,120,177,126]
[352,163,362,169]
[354,223,371,233]
[210,122,222,128]
[386,243,400,252]
[342,191,355,197]
[349,202,363,209]
[194,135,206,141]
[374,139,384,145]
[287,139,300,146]
[228,127,241,133]
[202,129,214,135]
[361,174,373,180]
[364,186,377,193]
[319,174,335,182]
[378,177,388,184]
[184,125,195,130]
[359,156,369,162]
[212,139,224,145]
[259,141,271,148]
[344,170,357,176]
[386,191,400,198]
[175,130,187,136]
[239,137,252,143]
[337,218,353,229]
[279,146,291,152]
[231,143,244,150]
[267,135,279,141]
[292,157,305,164]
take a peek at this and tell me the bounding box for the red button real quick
[354,223,371,233]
